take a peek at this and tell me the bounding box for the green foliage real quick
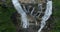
[0,0,16,32]
[51,0,60,32]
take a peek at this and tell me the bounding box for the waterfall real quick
[38,0,52,32]
[12,0,52,32]
[12,0,29,28]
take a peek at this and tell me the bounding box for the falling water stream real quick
[12,0,52,32]
[38,0,52,32]
[12,0,29,28]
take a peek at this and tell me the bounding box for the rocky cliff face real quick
[11,0,53,32]
[19,0,46,4]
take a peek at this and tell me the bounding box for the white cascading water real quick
[12,0,29,28]
[12,0,52,32]
[38,0,52,32]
